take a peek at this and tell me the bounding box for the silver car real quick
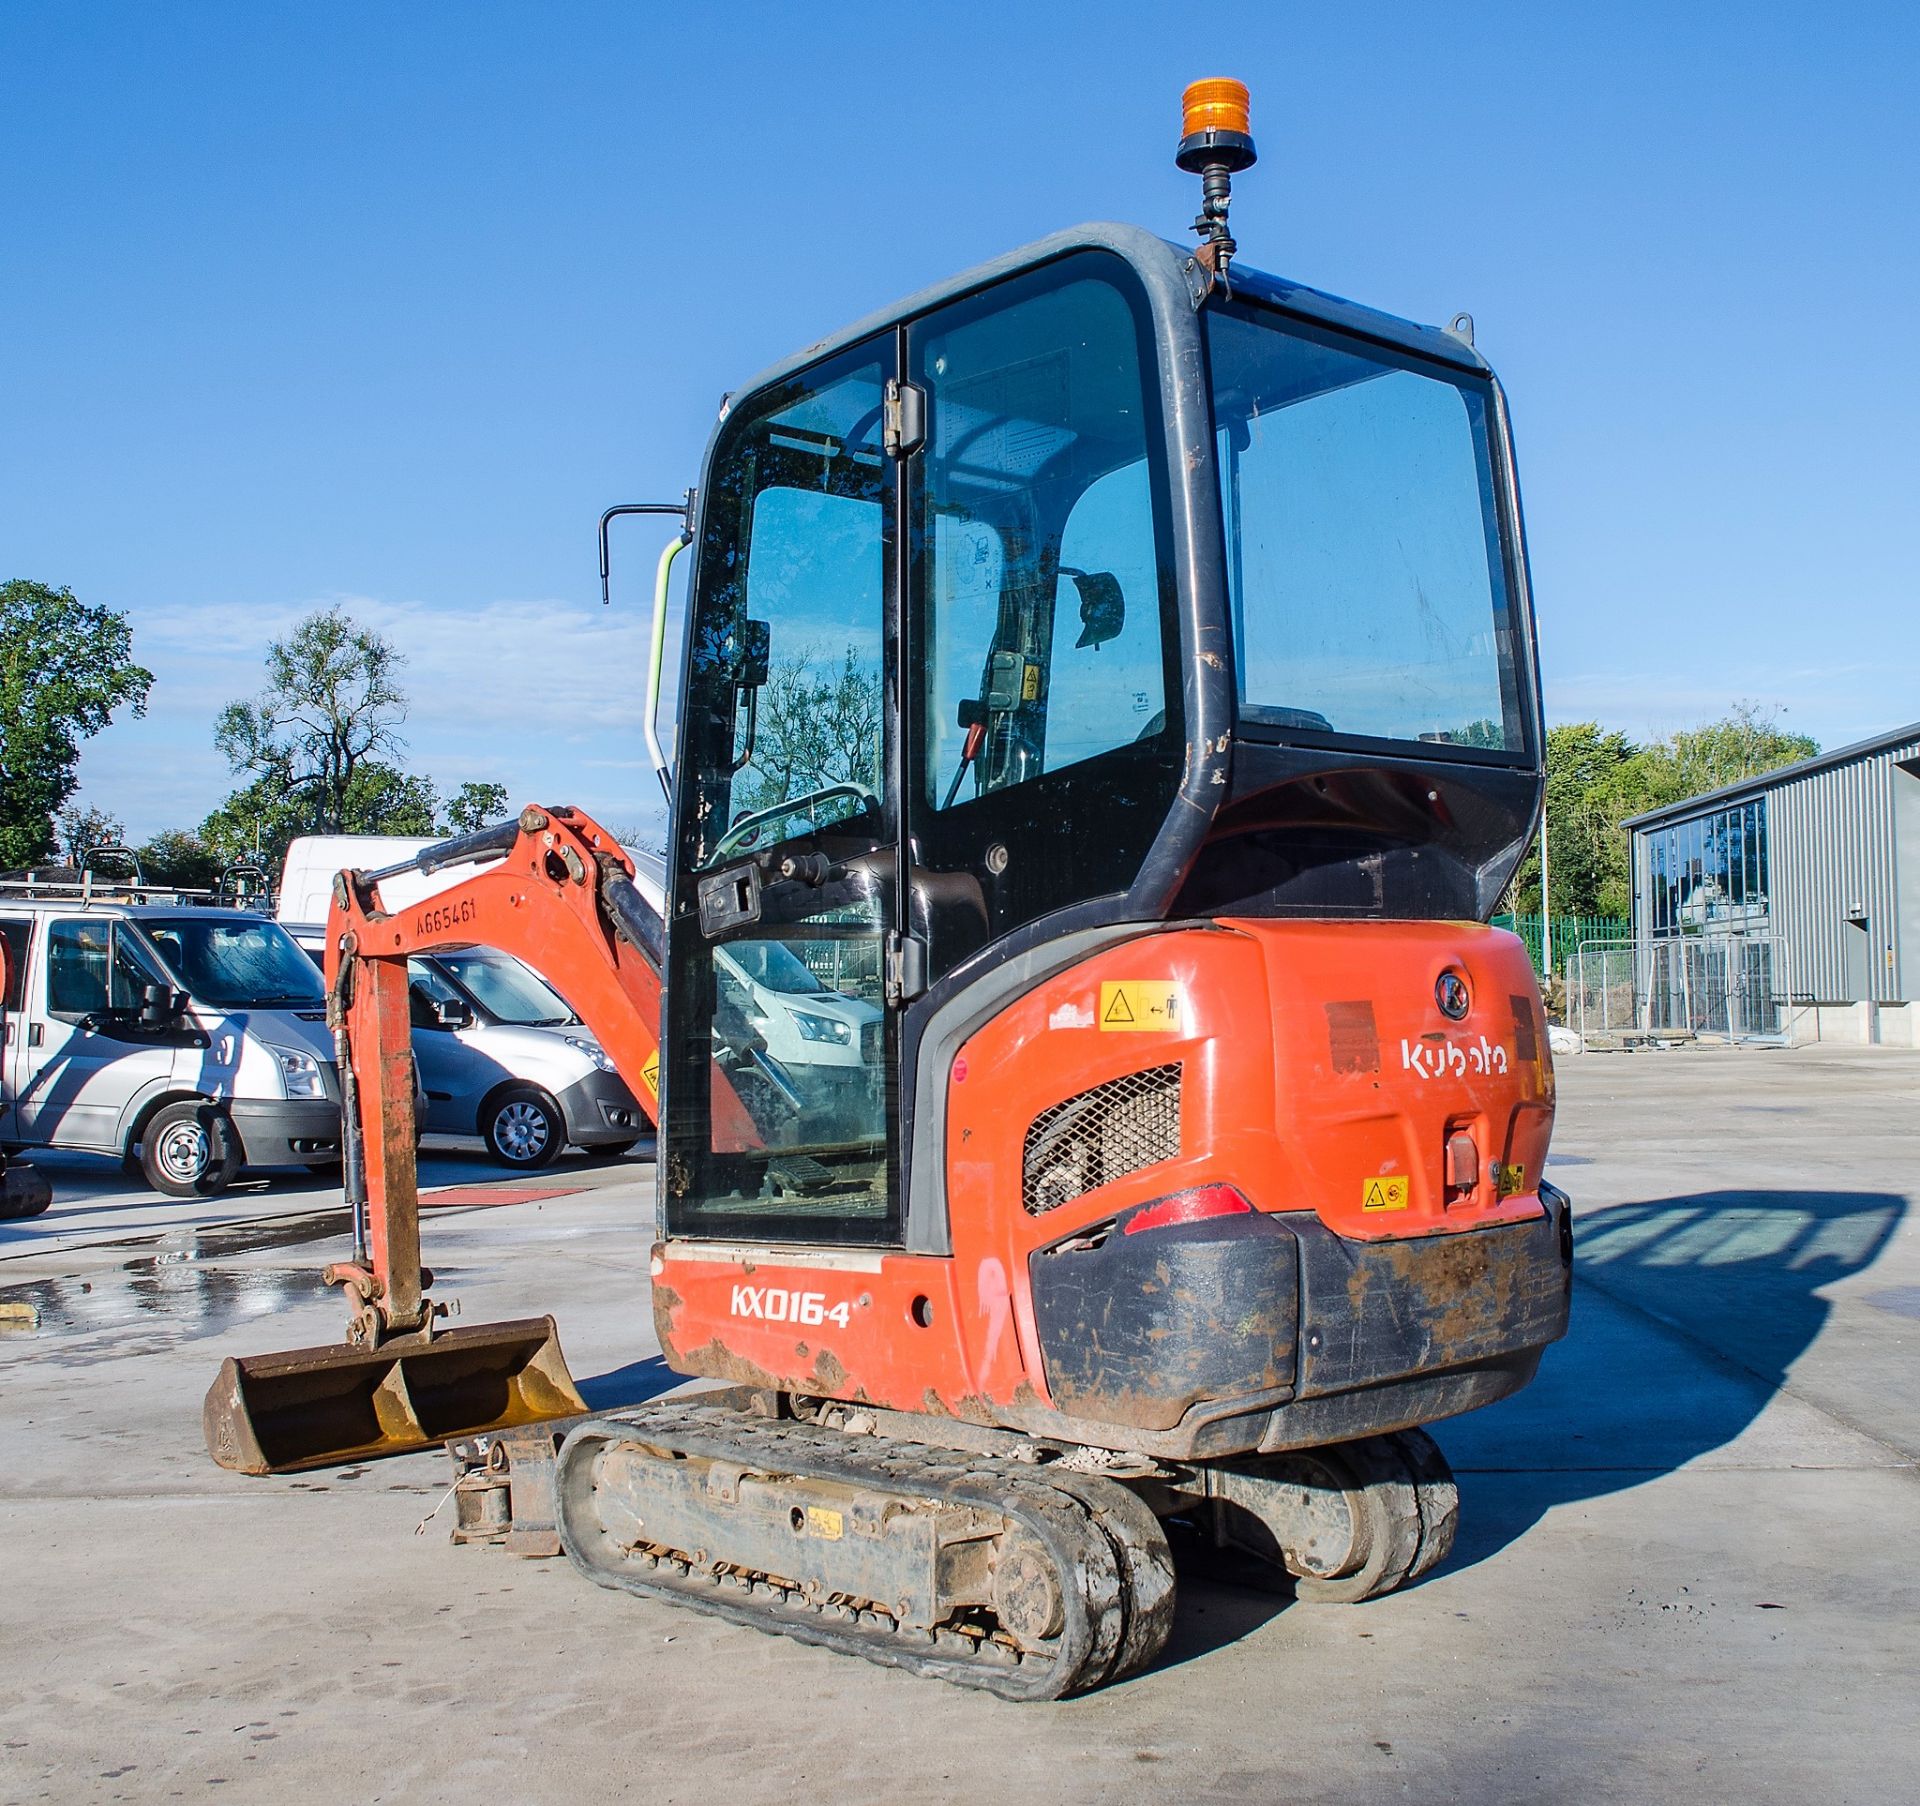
[405,948,647,1168]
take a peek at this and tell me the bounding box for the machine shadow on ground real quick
[573,1190,1912,1676]
[578,1355,678,1408]
[1438,1187,1907,1572]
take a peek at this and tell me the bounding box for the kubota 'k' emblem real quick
[1435,970,1470,1020]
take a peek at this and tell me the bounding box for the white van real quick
[0,889,341,1197]
[276,836,646,1168]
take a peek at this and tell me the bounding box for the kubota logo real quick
[1401,1036,1509,1079]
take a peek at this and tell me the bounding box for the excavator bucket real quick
[202,1316,586,1475]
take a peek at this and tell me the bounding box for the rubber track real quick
[554,1402,1172,1700]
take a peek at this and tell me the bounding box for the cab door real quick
[662,335,900,1245]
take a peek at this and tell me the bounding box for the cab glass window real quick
[681,351,889,873]
[918,266,1173,811]
[1207,303,1524,754]
[910,253,1181,967]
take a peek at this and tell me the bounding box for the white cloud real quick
[71,590,669,841]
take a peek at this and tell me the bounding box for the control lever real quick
[942,714,988,810]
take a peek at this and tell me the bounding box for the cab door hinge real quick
[884,929,928,1006]
[882,379,926,459]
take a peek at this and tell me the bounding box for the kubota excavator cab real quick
[649,218,1566,1462]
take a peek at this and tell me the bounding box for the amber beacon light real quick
[1177,78,1257,280]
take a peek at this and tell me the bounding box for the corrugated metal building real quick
[1622,722,1920,1046]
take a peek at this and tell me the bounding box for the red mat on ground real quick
[419,1185,585,1210]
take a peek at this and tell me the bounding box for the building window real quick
[1646,796,1770,937]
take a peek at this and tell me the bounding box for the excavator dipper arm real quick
[201,804,754,1474]
[320,804,757,1342]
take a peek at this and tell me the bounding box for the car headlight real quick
[274,1047,327,1099]
[564,1035,617,1073]
[789,1008,852,1045]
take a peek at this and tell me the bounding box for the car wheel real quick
[140,1101,242,1198]
[482,1087,563,1170]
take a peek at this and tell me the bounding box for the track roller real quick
[554,1400,1174,1700]
[1203,1427,1458,1603]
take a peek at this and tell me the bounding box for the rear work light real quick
[1122,1184,1254,1236]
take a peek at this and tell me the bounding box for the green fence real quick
[1491,913,1628,979]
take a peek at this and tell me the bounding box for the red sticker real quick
[952,1057,969,1084]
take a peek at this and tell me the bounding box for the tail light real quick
[1122,1184,1254,1236]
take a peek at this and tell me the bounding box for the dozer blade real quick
[202,1316,587,1475]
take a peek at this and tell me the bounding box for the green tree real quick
[200,762,445,866]
[444,780,509,832]
[0,580,154,868]
[206,606,504,866]
[1506,722,1638,919]
[213,606,409,838]
[137,829,223,890]
[1507,705,1818,921]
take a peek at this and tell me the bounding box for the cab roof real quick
[728,220,1490,410]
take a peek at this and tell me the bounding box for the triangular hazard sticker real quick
[1364,1181,1388,1209]
[1103,989,1135,1024]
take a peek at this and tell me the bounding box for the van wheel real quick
[140,1101,242,1198]
[482,1087,563,1170]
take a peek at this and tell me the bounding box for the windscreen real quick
[1207,303,1525,754]
[434,949,575,1026]
[142,917,326,1011]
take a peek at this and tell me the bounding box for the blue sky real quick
[4,1,1915,844]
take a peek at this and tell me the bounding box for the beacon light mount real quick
[1177,78,1257,294]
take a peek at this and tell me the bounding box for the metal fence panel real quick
[1572,935,1791,1048]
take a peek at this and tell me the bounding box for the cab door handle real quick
[28,1022,43,1047]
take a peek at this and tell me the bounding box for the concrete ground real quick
[3,1050,1917,1806]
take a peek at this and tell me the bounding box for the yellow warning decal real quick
[1362,1175,1410,1212]
[1020,662,1042,702]
[639,1048,660,1102]
[805,1505,844,1540]
[1098,981,1186,1032]
[1493,1162,1527,1198]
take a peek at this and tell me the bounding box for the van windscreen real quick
[143,918,326,1011]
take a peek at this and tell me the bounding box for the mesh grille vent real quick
[1021,1063,1182,1215]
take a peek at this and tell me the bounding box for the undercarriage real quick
[451,1389,1461,1699]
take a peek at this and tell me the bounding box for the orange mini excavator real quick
[206,81,1571,1698]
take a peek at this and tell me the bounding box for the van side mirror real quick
[434,998,472,1029]
[139,983,186,1026]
